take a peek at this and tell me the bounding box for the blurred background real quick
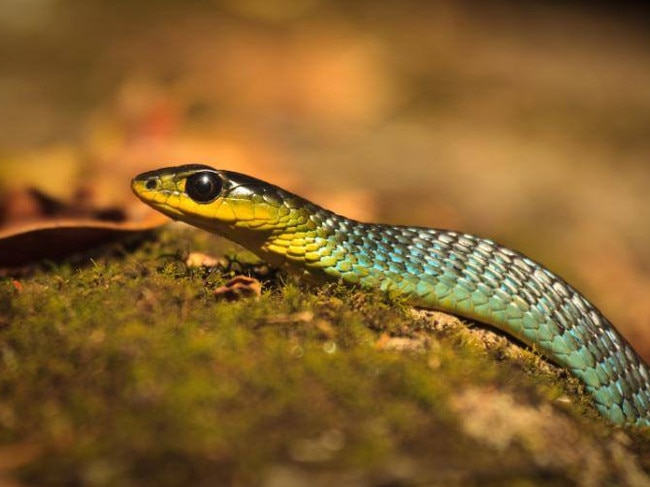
[2,0,650,354]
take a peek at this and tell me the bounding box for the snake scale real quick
[132,164,650,426]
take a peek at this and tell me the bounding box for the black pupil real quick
[185,172,222,203]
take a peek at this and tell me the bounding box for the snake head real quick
[131,164,307,238]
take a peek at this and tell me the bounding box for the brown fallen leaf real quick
[0,212,168,268]
[213,276,262,302]
[0,175,171,268]
[0,441,41,472]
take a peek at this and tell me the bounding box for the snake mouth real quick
[130,177,184,219]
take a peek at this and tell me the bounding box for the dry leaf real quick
[0,212,168,268]
[213,276,262,302]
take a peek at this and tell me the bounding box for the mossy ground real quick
[2,228,650,486]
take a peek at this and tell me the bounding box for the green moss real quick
[0,228,647,486]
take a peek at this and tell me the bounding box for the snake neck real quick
[256,204,353,277]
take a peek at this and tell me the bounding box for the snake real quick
[131,164,650,427]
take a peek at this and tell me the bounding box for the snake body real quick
[132,164,650,426]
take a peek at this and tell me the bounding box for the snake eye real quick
[144,178,158,190]
[185,171,222,203]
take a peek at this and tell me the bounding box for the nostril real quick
[145,178,158,190]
